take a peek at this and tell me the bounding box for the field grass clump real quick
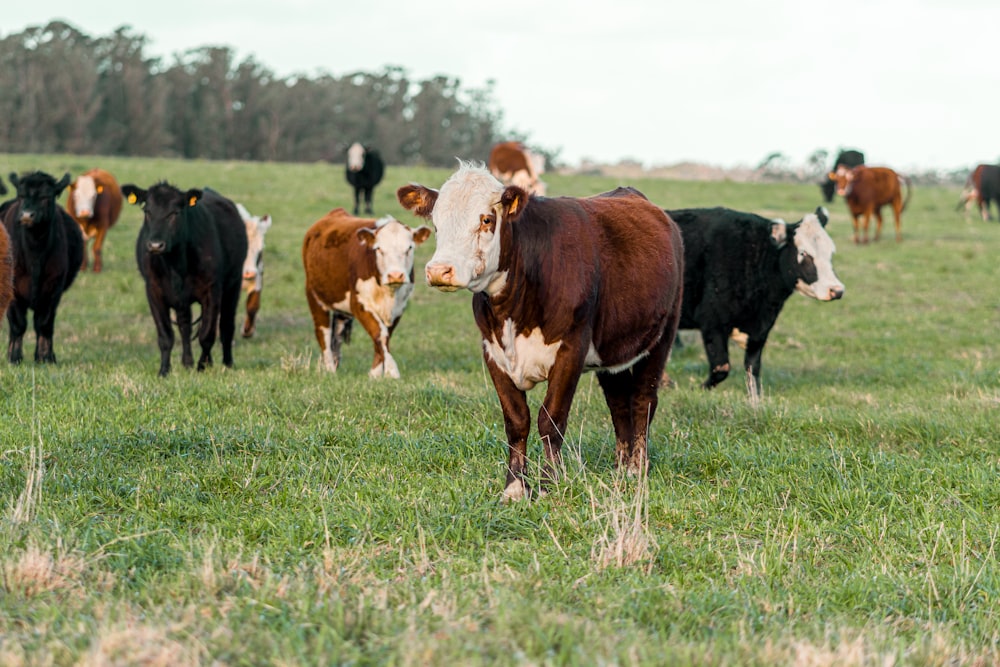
[1,153,998,665]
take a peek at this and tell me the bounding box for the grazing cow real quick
[303,208,431,378]
[66,168,123,272]
[956,164,1000,221]
[236,203,272,338]
[1,171,84,363]
[398,162,684,500]
[488,141,547,195]
[122,182,247,377]
[819,149,865,202]
[345,143,385,215]
[830,165,911,243]
[666,206,844,398]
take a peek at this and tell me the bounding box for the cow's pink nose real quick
[243,269,257,280]
[426,264,455,287]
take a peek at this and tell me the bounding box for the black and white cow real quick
[666,206,844,398]
[123,182,248,376]
[345,143,385,215]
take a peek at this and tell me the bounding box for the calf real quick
[236,203,272,338]
[399,162,684,500]
[1,171,84,363]
[830,165,911,243]
[666,206,844,398]
[488,141,547,195]
[66,168,123,272]
[956,164,1000,221]
[123,182,247,376]
[303,208,431,378]
[345,143,385,215]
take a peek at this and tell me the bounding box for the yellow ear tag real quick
[189,196,198,207]
[97,185,104,194]
[510,195,520,214]
[127,193,137,204]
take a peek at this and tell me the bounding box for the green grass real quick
[1,153,998,665]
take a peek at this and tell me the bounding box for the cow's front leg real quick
[873,209,884,242]
[742,337,768,399]
[195,300,219,371]
[701,327,731,389]
[242,289,260,338]
[537,350,585,491]
[92,228,108,273]
[484,355,532,501]
[354,308,399,379]
[148,297,174,376]
[7,298,27,364]
[175,305,196,369]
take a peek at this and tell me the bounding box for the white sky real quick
[4,0,997,171]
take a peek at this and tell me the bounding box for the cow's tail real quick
[899,174,913,213]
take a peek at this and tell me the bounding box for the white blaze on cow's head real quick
[771,207,845,302]
[347,143,365,172]
[71,174,100,219]
[236,203,272,289]
[398,161,521,295]
[357,216,433,289]
[830,165,855,196]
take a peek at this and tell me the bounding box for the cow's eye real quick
[480,214,496,233]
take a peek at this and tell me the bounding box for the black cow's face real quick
[123,182,202,254]
[8,171,70,227]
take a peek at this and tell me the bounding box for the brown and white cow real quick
[66,168,123,272]
[236,203,272,338]
[830,165,911,243]
[303,208,431,378]
[488,141,547,196]
[398,161,684,501]
[956,163,1000,221]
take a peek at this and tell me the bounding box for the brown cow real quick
[0,217,11,322]
[66,168,123,272]
[302,208,431,378]
[956,164,1000,221]
[398,161,684,500]
[488,141,547,195]
[830,165,911,243]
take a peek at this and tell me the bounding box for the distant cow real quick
[236,203,272,338]
[398,161,684,500]
[666,206,844,398]
[488,141,547,196]
[2,171,84,363]
[956,164,1000,221]
[820,149,865,202]
[830,165,912,243]
[123,182,248,376]
[303,208,431,378]
[345,143,385,215]
[66,168,123,272]
[0,212,12,324]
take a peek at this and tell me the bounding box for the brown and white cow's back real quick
[302,208,431,378]
[399,162,683,500]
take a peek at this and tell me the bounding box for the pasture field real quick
[1,153,998,666]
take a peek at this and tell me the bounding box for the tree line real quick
[0,21,532,167]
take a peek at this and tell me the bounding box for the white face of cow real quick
[72,174,98,219]
[347,143,365,172]
[787,211,845,302]
[240,208,272,289]
[361,217,430,288]
[420,163,509,294]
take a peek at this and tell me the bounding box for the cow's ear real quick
[259,215,272,233]
[356,227,377,247]
[828,172,837,180]
[55,173,71,194]
[397,184,438,219]
[121,185,146,205]
[185,189,203,207]
[814,206,830,227]
[8,173,19,190]
[412,225,433,245]
[500,185,528,221]
[770,220,789,248]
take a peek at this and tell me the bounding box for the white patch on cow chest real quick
[354,276,410,327]
[483,320,561,391]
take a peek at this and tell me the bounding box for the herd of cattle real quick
[0,143,991,496]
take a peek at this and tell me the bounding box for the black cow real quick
[122,182,248,377]
[820,149,865,202]
[1,171,84,363]
[345,142,385,215]
[666,206,844,398]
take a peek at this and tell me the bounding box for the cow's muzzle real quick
[146,240,166,254]
[425,264,460,292]
[385,271,408,288]
[829,286,845,301]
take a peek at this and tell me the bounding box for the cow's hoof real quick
[502,479,528,502]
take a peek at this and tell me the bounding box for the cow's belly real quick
[483,320,561,391]
[584,343,648,374]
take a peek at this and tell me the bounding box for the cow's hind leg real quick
[892,199,903,242]
[219,286,240,368]
[7,298,27,364]
[352,187,361,215]
[874,207,885,242]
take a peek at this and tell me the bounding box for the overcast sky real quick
[4,1,996,171]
